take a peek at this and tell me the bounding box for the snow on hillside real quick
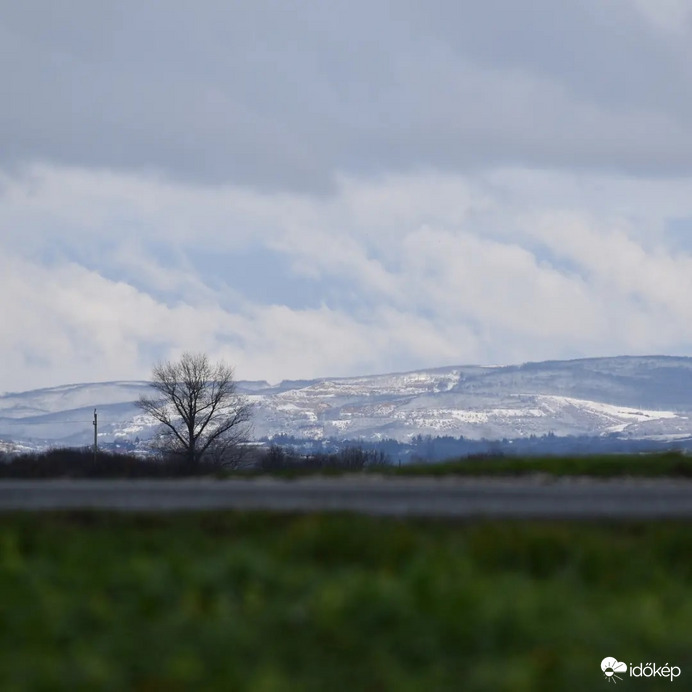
[0,382,153,418]
[1,356,692,449]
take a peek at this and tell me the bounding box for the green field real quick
[249,450,692,479]
[1,512,690,691]
[387,451,692,478]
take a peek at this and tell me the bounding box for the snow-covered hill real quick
[2,356,692,450]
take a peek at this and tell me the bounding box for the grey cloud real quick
[403,0,689,112]
[2,1,692,192]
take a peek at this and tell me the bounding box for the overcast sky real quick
[3,0,692,391]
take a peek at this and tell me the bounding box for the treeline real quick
[0,445,391,478]
[0,448,192,478]
[258,445,389,472]
[263,432,692,461]
[2,432,690,478]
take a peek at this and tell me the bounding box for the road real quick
[1,476,692,518]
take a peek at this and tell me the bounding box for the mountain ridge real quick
[2,355,692,451]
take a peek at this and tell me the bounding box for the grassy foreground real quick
[1,513,691,691]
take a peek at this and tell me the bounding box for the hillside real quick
[1,356,692,450]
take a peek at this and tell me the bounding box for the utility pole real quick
[93,409,98,461]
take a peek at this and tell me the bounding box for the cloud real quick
[0,241,467,391]
[2,1,692,192]
[397,226,601,339]
[3,164,692,391]
[631,0,692,34]
[526,211,692,325]
[4,3,692,395]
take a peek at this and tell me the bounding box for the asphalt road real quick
[1,477,692,518]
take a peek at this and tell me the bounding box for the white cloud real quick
[397,226,601,338]
[3,164,692,391]
[527,211,692,320]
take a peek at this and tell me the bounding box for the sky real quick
[3,0,692,392]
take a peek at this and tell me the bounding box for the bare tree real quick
[136,352,253,467]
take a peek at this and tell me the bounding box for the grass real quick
[385,450,692,478]
[1,512,691,690]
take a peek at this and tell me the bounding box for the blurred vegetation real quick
[390,450,692,478]
[0,446,388,478]
[0,512,690,690]
[0,448,213,478]
[1,447,692,478]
